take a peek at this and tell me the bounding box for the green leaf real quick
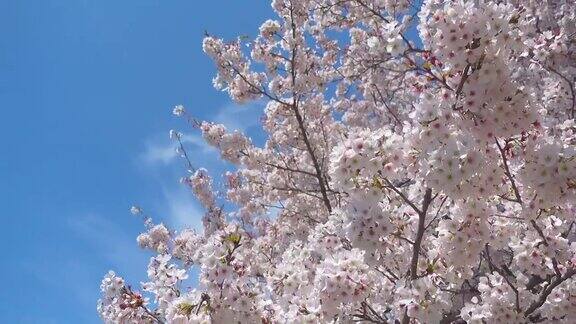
[226,232,242,245]
[372,176,383,189]
[177,302,195,316]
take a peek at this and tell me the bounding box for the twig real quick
[548,66,575,119]
[496,138,522,204]
[410,188,433,280]
[484,245,521,313]
[384,178,422,215]
[401,188,434,324]
[524,268,576,317]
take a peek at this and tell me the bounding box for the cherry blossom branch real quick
[225,54,333,212]
[362,301,386,323]
[409,188,433,280]
[524,268,576,318]
[424,195,448,231]
[383,178,422,215]
[548,66,575,119]
[266,162,317,177]
[287,2,333,213]
[484,244,521,313]
[289,101,333,212]
[562,221,575,238]
[530,219,562,276]
[451,63,472,110]
[195,293,210,315]
[392,232,415,245]
[228,64,290,106]
[370,89,401,126]
[255,182,325,200]
[175,133,196,172]
[141,305,165,324]
[525,274,552,292]
[351,301,387,323]
[382,181,438,282]
[399,188,433,324]
[240,151,318,177]
[353,0,424,53]
[403,55,453,91]
[375,267,399,284]
[496,138,523,204]
[121,286,165,324]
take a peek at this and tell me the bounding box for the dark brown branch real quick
[240,150,318,177]
[287,2,332,213]
[524,268,576,317]
[401,188,434,324]
[353,0,424,53]
[140,306,164,324]
[484,245,521,313]
[225,6,333,213]
[175,134,196,172]
[289,103,333,213]
[496,138,523,204]
[384,178,422,215]
[530,220,562,276]
[425,195,448,231]
[449,63,473,112]
[409,188,433,280]
[548,66,575,119]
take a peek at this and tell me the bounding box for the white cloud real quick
[137,132,216,230]
[67,213,148,275]
[136,100,266,230]
[213,100,265,133]
[141,133,215,166]
[159,184,204,230]
[141,99,265,167]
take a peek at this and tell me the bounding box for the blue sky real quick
[0,1,271,323]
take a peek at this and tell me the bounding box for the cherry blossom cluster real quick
[434,201,490,279]
[142,255,188,312]
[520,138,576,210]
[329,128,407,191]
[199,122,250,164]
[137,223,171,253]
[314,249,372,319]
[97,271,153,323]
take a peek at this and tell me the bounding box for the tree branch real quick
[496,138,522,204]
[287,2,332,213]
[524,268,576,318]
[384,178,422,215]
[401,188,433,324]
[484,245,521,313]
[548,66,575,119]
[410,188,433,280]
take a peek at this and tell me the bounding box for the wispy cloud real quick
[141,100,265,167]
[67,213,148,277]
[141,133,215,166]
[22,213,151,323]
[136,100,265,230]
[213,100,265,133]
[159,184,204,230]
[23,255,98,323]
[137,132,214,231]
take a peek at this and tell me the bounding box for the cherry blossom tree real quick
[98,0,576,323]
